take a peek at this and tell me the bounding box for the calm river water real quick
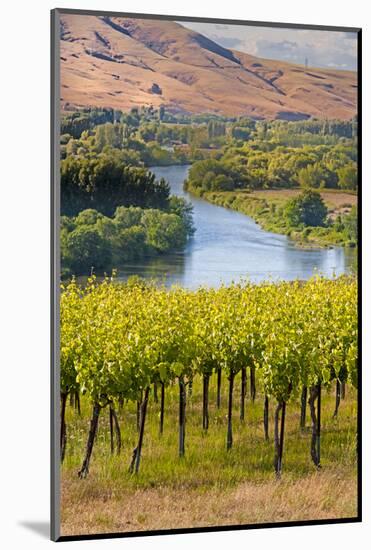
[116,165,355,288]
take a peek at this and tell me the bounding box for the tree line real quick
[185,141,357,194]
[61,199,194,277]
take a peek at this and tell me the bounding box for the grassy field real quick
[250,189,356,211]
[61,375,358,536]
[201,189,357,248]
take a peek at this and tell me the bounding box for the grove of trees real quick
[61,201,194,276]
[61,156,171,217]
[185,142,357,194]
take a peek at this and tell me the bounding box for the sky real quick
[179,21,357,71]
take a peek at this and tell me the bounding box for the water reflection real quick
[115,165,356,289]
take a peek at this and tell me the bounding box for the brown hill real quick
[60,14,357,120]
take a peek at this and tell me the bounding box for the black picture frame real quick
[51,8,362,542]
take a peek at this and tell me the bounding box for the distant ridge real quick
[60,15,357,120]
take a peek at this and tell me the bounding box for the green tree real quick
[113,226,147,261]
[95,217,117,240]
[343,206,357,242]
[114,206,144,229]
[94,125,106,152]
[141,210,187,252]
[297,163,328,188]
[231,126,251,141]
[61,215,75,232]
[168,196,195,236]
[212,174,234,191]
[64,226,112,273]
[207,120,214,139]
[75,209,103,226]
[202,171,217,191]
[285,190,328,227]
[61,156,170,216]
[60,133,72,145]
[337,164,357,190]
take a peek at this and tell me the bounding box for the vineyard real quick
[60,275,357,485]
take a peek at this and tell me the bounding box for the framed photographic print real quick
[51,8,361,541]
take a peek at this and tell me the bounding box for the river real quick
[116,164,355,289]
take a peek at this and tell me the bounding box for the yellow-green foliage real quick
[61,275,358,405]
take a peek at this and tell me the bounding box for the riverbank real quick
[194,188,357,248]
[147,165,356,286]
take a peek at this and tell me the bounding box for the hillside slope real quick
[60,14,357,120]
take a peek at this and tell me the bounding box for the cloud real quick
[343,32,357,40]
[179,21,358,71]
[257,40,298,53]
[254,33,357,69]
[209,35,243,49]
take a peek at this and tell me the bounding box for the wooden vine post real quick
[227,372,235,450]
[264,395,269,440]
[179,376,187,457]
[78,402,101,479]
[300,386,307,429]
[240,367,247,421]
[159,381,165,435]
[216,368,222,409]
[333,379,341,418]
[308,384,322,468]
[274,401,286,478]
[202,373,210,430]
[60,392,68,463]
[130,387,150,474]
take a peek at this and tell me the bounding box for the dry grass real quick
[250,189,357,210]
[60,377,358,537]
[60,15,357,119]
[61,468,357,535]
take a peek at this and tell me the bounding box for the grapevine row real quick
[60,275,357,477]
